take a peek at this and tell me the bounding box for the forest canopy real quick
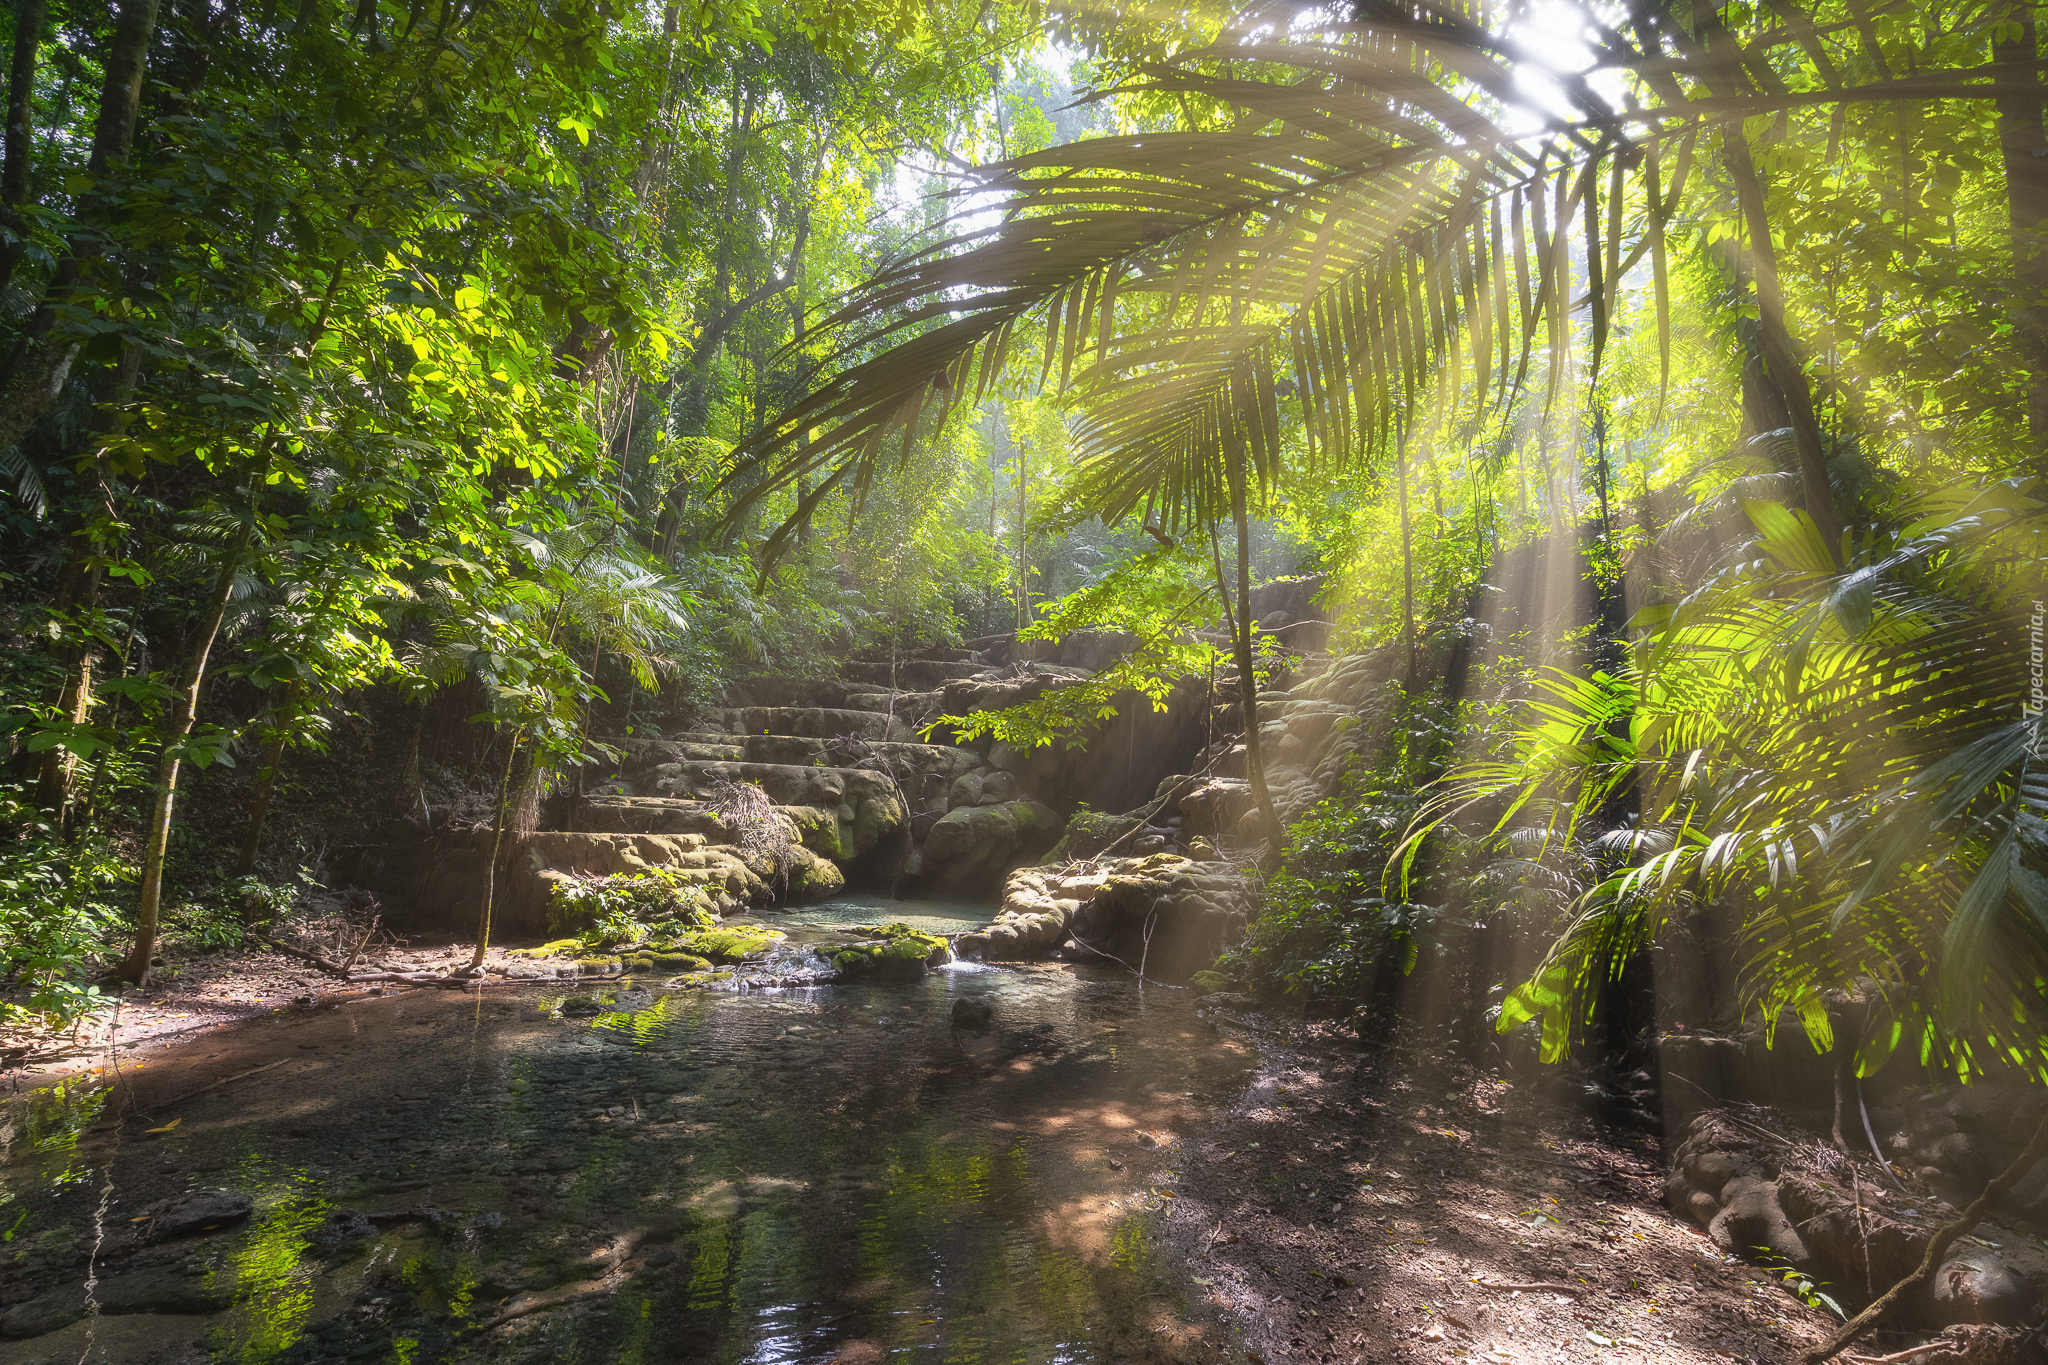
[0,0,2042,1118]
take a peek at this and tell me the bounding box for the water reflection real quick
[0,920,1254,1364]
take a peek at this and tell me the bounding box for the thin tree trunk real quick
[28,553,99,814]
[235,677,305,877]
[0,0,160,453]
[1720,126,1841,558]
[1016,438,1028,630]
[469,730,522,971]
[1224,451,1281,856]
[117,530,245,986]
[1994,3,2048,472]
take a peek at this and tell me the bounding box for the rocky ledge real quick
[954,852,1256,983]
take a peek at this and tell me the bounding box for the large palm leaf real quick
[725,0,2048,553]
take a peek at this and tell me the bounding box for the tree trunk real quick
[1994,4,2048,472]
[1224,450,1281,856]
[116,533,243,986]
[468,730,522,971]
[1016,438,1029,630]
[0,0,45,294]
[0,0,160,455]
[1720,126,1841,559]
[28,553,100,820]
[235,677,305,877]
[1,0,41,205]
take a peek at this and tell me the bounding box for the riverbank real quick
[0,937,563,1081]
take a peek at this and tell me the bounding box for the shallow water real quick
[0,912,1257,1365]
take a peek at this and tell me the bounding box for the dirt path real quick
[1156,1011,1835,1365]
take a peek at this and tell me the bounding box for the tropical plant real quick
[1403,483,2047,1083]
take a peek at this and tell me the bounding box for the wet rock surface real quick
[1,943,1258,1363]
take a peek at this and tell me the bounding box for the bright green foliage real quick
[0,787,123,1026]
[934,546,1233,745]
[1415,486,2048,1079]
[1221,690,1462,1007]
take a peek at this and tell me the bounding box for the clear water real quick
[0,914,1257,1365]
[753,893,995,937]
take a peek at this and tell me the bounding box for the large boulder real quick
[953,855,1252,983]
[920,800,1062,895]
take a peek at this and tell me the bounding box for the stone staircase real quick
[352,587,1343,942]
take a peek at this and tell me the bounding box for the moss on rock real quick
[830,922,949,980]
[672,925,785,962]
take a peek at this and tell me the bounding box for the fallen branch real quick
[341,914,380,975]
[344,971,491,987]
[1802,1109,2048,1364]
[1844,1342,1949,1365]
[255,931,351,979]
[140,1057,293,1115]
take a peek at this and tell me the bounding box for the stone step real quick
[721,675,868,711]
[840,689,939,717]
[641,763,907,861]
[716,706,916,743]
[569,795,846,862]
[848,646,984,665]
[839,658,990,688]
[620,733,977,774]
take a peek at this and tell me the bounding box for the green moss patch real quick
[671,926,784,962]
[830,922,948,981]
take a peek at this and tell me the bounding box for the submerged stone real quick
[140,1188,254,1239]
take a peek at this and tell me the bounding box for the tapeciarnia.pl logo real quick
[2030,600,2046,756]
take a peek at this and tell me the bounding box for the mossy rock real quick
[830,922,948,981]
[672,970,736,989]
[510,938,586,959]
[575,956,622,975]
[1046,809,1141,862]
[647,952,713,972]
[671,926,785,963]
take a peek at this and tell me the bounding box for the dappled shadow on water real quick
[1,941,1258,1365]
